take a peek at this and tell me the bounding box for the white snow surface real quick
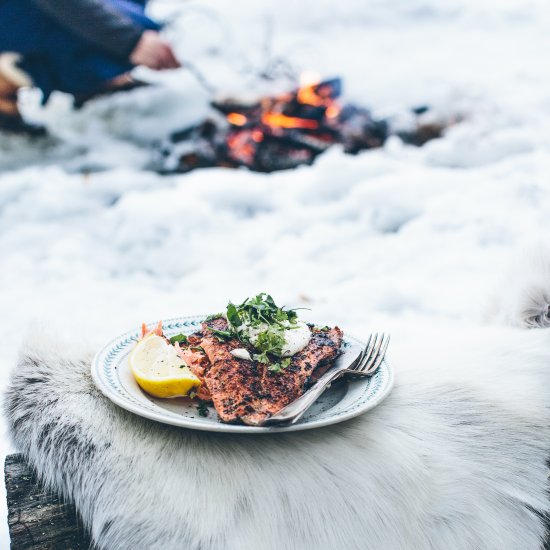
[1,0,550,544]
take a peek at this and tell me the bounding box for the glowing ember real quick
[261,112,319,129]
[297,84,326,107]
[227,130,255,164]
[325,104,340,119]
[227,113,247,126]
[252,130,264,142]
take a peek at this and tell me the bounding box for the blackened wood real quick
[4,454,93,549]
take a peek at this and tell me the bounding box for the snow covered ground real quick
[2,0,550,544]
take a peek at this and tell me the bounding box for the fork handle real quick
[261,367,346,426]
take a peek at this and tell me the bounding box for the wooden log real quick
[4,454,93,550]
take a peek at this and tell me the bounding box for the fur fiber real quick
[4,323,550,550]
[487,244,550,329]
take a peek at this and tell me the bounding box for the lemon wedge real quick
[129,333,201,398]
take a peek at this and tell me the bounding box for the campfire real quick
[153,78,446,174]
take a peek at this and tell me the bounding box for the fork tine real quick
[348,334,372,370]
[350,334,372,370]
[363,334,390,374]
[347,347,367,374]
[354,333,378,371]
[358,333,384,372]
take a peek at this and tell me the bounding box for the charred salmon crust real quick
[195,317,343,425]
[200,318,265,423]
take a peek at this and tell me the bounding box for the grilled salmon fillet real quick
[175,334,212,401]
[198,317,343,425]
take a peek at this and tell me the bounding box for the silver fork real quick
[260,333,390,427]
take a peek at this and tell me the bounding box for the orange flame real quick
[325,104,340,119]
[227,112,247,126]
[296,78,341,119]
[262,112,319,129]
[297,84,325,107]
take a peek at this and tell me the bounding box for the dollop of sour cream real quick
[236,320,311,357]
[230,348,253,361]
[280,321,311,356]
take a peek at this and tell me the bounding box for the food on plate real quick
[129,332,201,398]
[132,293,343,425]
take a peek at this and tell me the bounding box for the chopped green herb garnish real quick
[226,293,302,372]
[190,346,205,354]
[197,402,209,417]
[230,293,300,329]
[268,357,292,372]
[281,357,292,368]
[205,294,304,373]
[226,302,242,328]
[206,326,233,341]
[169,333,188,345]
[252,328,286,364]
[205,312,223,321]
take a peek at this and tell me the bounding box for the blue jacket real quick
[0,0,160,100]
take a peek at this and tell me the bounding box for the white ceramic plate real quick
[91,315,394,433]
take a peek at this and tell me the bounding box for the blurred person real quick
[0,0,181,136]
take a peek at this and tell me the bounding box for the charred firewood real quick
[151,77,452,175]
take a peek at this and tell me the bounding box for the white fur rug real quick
[4,325,550,550]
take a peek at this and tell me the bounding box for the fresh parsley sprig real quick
[206,326,233,341]
[169,333,188,345]
[252,328,286,364]
[228,293,300,329]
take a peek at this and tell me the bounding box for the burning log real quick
[152,78,449,174]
